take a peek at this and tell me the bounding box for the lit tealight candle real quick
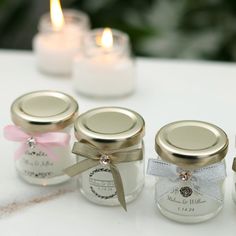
[98,28,113,49]
[73,28,136,97]
[33,0,90,76]
[50,0,65,31]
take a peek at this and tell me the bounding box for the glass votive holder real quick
[4,90,78,186]
[33,9,90,76]
[64,107,145,210]
[233,158,236,204]
[73,28,136,98]
[147,120,228,223]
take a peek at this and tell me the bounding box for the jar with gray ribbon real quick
[64,107,145,210]
[4,90,78,186]
[147,120,228,223]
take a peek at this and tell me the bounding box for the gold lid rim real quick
[155,120,228,168]
[11,90,79,132]
[74,107,145,150]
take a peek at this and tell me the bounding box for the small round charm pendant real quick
[27,137,36,149]
[180,186,193,197]
[179,171,191,181]
[99,154,110,166]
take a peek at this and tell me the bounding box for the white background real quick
[0,50,236,235]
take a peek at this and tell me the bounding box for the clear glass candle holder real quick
[148,120,228,223]
[64,107,145,210]
[33,9,90,76]
[4,91,78,186]
[73,28,136,98]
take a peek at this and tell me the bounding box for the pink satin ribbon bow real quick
[3,125,70,161]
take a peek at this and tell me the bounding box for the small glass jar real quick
[67,107,145,208]
[73,28,136,98]
[5,90,78,186]
[233,158,236,204]
[33,9,90,75]
[151,120,228,223]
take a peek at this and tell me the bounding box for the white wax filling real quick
[16,147,73,177]
[73,55,136,97]
[77,144,144,205]
[15,128,75,185]
[156,180,224,217]
[33,24,86,75]
[155,165,226,224]
[35,32,81,50]
[79,161,142,197]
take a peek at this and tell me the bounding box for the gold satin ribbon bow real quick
[64,142,143,211]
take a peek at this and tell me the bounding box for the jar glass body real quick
[77,142,144,206]
[15,126,75,186]
[233,172,236,204]
[155,159,226,223]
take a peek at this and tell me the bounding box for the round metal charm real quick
[180,186,193,197]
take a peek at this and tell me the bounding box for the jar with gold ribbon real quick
[147,120,228,223]
[4,90,78,186]
[64,107,145,210]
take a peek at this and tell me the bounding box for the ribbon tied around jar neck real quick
[147,159,226,202]
[64,141,143,211]
[4,125,70,161]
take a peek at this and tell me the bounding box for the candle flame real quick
[100,28,113,48]
[50,0,65,31]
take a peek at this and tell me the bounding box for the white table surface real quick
[0,50,236,236]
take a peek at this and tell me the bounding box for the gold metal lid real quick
[233,158,236,172]
[74,107,145,150]
[155,120,228,169]
[11,90,78,132]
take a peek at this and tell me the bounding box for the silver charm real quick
[179,171,191,181]
[26,137,36,149]
[180,186,193,197]
[99,154,110,165]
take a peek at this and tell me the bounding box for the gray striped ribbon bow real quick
[147,159,226,201]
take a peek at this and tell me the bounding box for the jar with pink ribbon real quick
[4,90,78,186]
[147,120,228,223]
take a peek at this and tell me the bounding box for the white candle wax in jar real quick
[73,28,136,97]
[33,0,90,76]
